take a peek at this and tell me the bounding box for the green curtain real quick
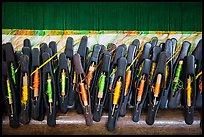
[2,2,202,31]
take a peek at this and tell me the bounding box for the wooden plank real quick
[2,109,202,135]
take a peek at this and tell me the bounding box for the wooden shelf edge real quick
[2,109,202,135]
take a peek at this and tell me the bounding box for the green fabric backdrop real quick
[2,2,202,31]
